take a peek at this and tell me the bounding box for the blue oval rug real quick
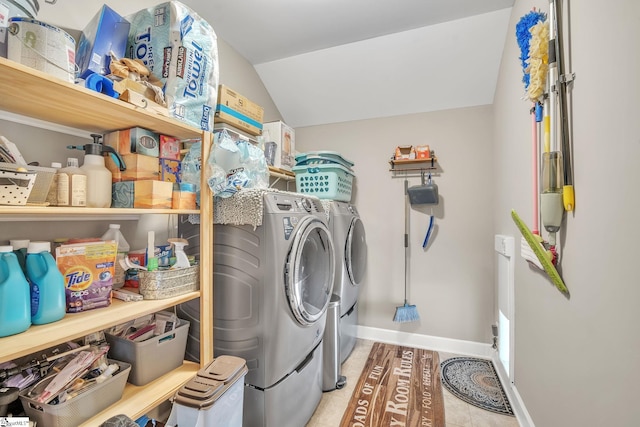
[440,357,514,416]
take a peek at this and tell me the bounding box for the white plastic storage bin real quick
[105,319,190,386]
[166,355,248,427]
[19,359,131,427]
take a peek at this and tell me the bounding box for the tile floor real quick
[307,339,520,427]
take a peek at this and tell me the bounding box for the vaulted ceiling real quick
[38,0,515,128]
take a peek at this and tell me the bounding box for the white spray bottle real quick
[67,134,126,208]
[168,238,190,269]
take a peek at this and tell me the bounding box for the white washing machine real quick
[328,201,367,364]
[177,191,335,427]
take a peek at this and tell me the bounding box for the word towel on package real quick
[127,1,219,131]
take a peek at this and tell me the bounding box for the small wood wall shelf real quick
[389,157,438,173]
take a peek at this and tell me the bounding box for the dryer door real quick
[285,217,335,326]
[346,216,367,286]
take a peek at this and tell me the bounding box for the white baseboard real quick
[356,325,493,357]
[356,325,533,427]
[491,351,535,427]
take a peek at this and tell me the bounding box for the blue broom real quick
[394,179,420,323]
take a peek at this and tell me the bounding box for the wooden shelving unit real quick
[0,56,214,424]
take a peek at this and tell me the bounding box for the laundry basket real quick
[293,163,354,202]
[294,151,354,169]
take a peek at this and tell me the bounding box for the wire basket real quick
[293,163,354,202]
[138,265,200,299]
[0,167,36,205]
[0,162,56,205]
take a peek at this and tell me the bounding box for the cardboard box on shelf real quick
[415,145,431,159]
[159,135,181,160]
[134,180,173,208]
[106,153,159,182]
[159,159,181,183]
[394,145,416,160]
[262,121,295,171]
[104,127,160,157]
[112,181,134,208]
[215,84,264,136]
[76,5,130,79]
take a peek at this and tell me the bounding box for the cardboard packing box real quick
[106,153,160,182]
[159,135,181,160]
[262,120,295,171]
[159,159,181,183]
[112,181,134,208]
[76,5,130,79]
[215,84,264,136]
[104,127,160,157]
[134,180,173,209]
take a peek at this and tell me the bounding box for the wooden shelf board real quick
[0,206,200,216]
[0,292,200,363]
[389,157,437,165]
[268,166,296,181]
[80,361,200,426]
[0,57,202,140]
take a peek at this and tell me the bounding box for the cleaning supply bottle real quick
[68,134,125,208]
[10,239,29,274]
[101,224,130,288]
[26,241,66,325]
[0,246,31,337]
[57,157,87,207]
[168,238,190,269]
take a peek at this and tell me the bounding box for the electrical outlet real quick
[520,236,544,270]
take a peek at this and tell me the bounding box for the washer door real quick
[285,217,335,326]
[346,216,367,286]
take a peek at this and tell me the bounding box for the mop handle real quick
[404,178,409,303]
[531,106,539,235]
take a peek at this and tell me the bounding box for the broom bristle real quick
[393,302,420,323]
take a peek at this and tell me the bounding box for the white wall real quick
[493,0,640,425]
[297,106,495,343]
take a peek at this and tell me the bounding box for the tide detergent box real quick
[56,241,117,313]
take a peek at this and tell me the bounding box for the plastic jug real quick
[0,246,31,337]
[101,223,130,288]
[57,157,87,207]
[26,241,66,325]
[68,134,125,208]
[10,239,29,274]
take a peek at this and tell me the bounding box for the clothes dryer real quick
[177,191,335,427]
[328,201,367,363]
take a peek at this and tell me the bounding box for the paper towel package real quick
[126,1,219,131]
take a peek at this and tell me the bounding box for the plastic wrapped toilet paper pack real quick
[126,1,219,131]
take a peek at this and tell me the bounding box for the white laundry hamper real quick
[166,355,248,427]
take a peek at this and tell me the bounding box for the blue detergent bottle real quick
[10,239,29,275]
[0,245,31,337]
[26,241,66,325]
